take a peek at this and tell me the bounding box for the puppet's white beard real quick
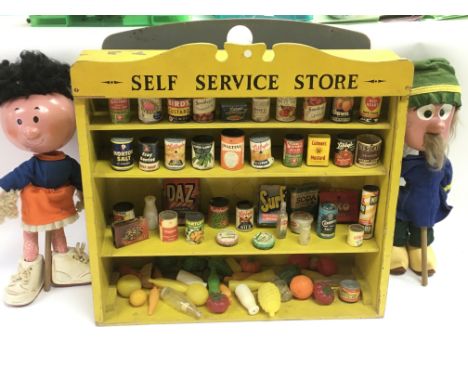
[423,133,447,170]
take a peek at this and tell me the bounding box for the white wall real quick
[0,16,467,382]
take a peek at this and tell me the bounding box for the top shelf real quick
[89,117,391,132]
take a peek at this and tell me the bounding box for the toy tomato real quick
[313,281,335,305]
[206,293,230,314]
[287,254,310,269]
[240,258,261,273]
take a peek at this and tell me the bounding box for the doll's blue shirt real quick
[0,154,82,192]
[396,154,452,227]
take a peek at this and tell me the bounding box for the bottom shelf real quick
[100,286,378,325]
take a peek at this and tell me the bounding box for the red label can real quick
[359,96,382,123]
[334,134,356,167]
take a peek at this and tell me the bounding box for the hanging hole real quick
[244,49,253,58]
[226,25,253,44]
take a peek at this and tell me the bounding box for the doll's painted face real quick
[405,103,455,151]
[0,93,76,154]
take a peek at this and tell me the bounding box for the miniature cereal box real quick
[319,189,360,223]
[307,134,331,166]
[163,178,200,225]
[258,185,287,226]
[112,217,149,248]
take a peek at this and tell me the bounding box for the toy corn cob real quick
[258,282,281,317]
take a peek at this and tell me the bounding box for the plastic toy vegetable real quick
[313,281,335,305]
[0,51,91,306]
[206,292,230,314]
[390,59,461,285]
[149,278,188,293]
[316,257,338,277]
[258,282,281,317]
[240,257,262,273]
[147,286,160,315]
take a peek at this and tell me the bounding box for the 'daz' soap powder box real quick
[163,178,200,225]
[258,185,287,226]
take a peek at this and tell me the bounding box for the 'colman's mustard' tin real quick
[307,134,331,166]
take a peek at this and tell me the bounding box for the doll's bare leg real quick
[3,230,43,306]
[51,228,91,286]
[51,227,68,253]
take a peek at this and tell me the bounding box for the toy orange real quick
[290,275,314,300]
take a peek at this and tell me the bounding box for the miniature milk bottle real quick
[144,195,158,230]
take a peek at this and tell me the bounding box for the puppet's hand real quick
[0,190,19,224]
[75,190,84,212]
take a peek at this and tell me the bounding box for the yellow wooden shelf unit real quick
[71,43,413,325]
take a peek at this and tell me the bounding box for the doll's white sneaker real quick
[4,256,44,306]
[52,243,91,286]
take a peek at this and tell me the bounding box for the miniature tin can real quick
[252,232,275,250]
[112,217,149,248]
[283,134,304,168]
[208,197,229,228]
[275,97,297,122]
[339,279,361,303]
[290,211,314,234]
[358,185,379,239]
[167,98,191,122]
[252,97,271,122]
[220,101,248,121]
[236,200,254,232]
[159,210,179,242]
[330,97,354,123]
[109,98,131,123]
[216,229,239,247]
[307,134,331,166]
[185,212,204,244]
[334,134,356,167]
[359,96,382,124]
[138,98,163,123]
[137,137,159,171]
[191,135,214,170]
[164,137,186,170]
[220,129,244,170]
[316,202,338,239]
[355,134,382,168]
[193,98,216,122]
[347,224,365,247]
[250,133,274,169]
[111,137,134,171]
[303,97,327,122]
[112,202,135,222]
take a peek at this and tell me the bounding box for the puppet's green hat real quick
[409,58,462,109]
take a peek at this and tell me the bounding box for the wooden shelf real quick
[101,224,379,258]
[94,160,387,179]
[89,117,391,131]
[102,292,378,325]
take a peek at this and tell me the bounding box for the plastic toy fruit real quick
[287,254,310,269]
[129,289,147,307]
[206,292,230,314]
[290,275,314,300]
[186,283,209,306]
[117,274,142,298]
[258,282,281,317]
[316,257,338,276]
[313,281,335,305]
[240,257,261,273]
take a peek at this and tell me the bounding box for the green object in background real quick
[28,15,191,27]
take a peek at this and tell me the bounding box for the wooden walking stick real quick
[420,227,428,286]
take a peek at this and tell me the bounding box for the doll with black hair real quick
[0,51,90,306]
